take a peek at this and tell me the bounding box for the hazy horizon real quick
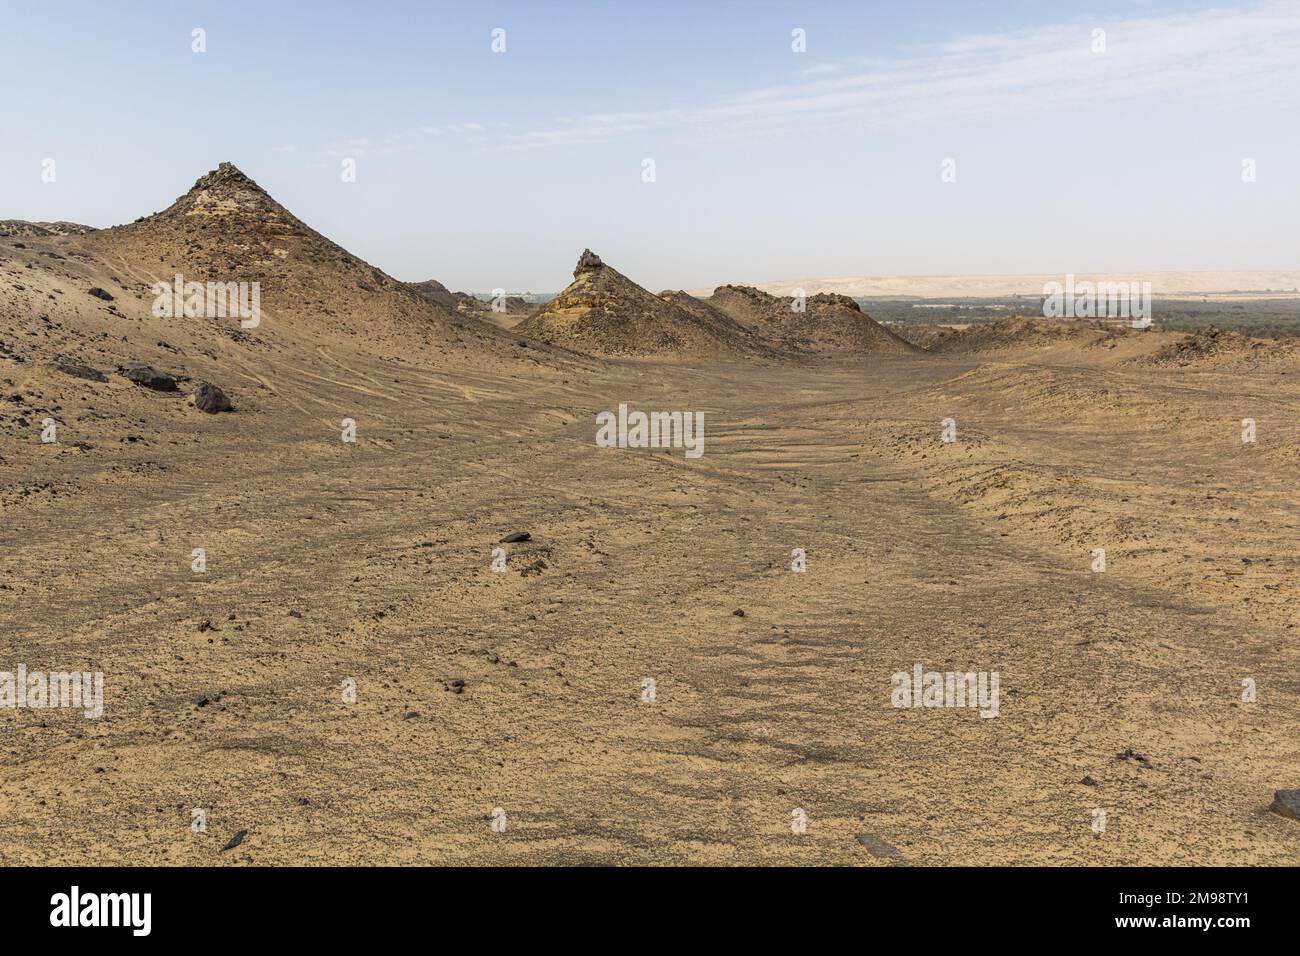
[4,0,1299,291]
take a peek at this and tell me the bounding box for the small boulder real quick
[1269,789,1300,821]
[855,833,902,859]
[499,532,531,543]
[55,361,107,383]
[121,363,178,392]
[87,287,114,301]
[1115,748,1153,769]
[193,382,232,413]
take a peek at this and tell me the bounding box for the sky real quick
[2,0,1299,292]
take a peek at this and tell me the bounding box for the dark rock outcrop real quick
[1269,789,1300,821]
[55,361,108,383]
[121,363,178,392]
[193,382,233,413]
[574,248,604,276]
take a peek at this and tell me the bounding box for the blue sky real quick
[3,0,1298,291]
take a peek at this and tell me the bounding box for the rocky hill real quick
[706,284,919,354]
[514,250,776,359]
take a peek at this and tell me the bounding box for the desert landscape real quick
[1,163,1297,866]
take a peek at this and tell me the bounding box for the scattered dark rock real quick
[87,287,114,301]
[220,829,247,852]
[1269,789,1300,821]
[444,679,466,694]
[855,833,902,858]
[499,532,531,543]
[1116,748,1153,769]
[121,363,178,392]
[403,710,420,719]
[732,609,745,617]
[1081,775,1097,787]
[191,694,210,707]
[193,382,232,413]
[287,609,303,618]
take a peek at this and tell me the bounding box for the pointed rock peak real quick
[189,162,267,196]
[574,248,604,277]
[195,161,258,188]
[166,162,283,218]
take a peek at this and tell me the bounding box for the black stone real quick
[55,362,107,383]
[193,382,232,413]
[122,363,178,392]
[1269,789,1300,821]
[855,833,902,858]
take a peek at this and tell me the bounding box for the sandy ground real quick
[3,304,1298,864]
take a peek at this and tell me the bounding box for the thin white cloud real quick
[494,0,1300,149]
